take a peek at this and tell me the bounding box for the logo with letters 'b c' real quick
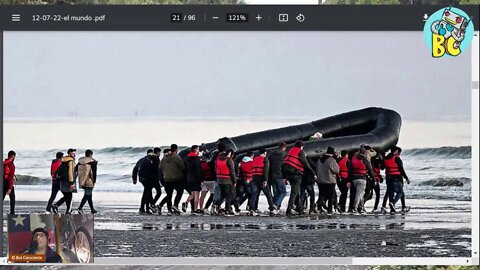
[423,7,474,58]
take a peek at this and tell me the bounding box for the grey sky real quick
[3,31,471,119]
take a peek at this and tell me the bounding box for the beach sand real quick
[2,191,472,258]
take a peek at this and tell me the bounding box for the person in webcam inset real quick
[21,227,63,263]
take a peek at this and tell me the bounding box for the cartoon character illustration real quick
[431,7,472,49]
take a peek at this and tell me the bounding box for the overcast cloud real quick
[3,31,472,119]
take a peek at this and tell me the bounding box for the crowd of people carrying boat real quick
[2,140,410,216]
[131,141,411,216]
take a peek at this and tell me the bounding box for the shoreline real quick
[2,194,472,257]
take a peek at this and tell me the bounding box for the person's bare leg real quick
[185,194,194,205]
[193,191,200,211]
[199,191,207,210]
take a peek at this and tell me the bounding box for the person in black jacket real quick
[150,147,162,212]
[132,149,156,215]
[182,145,203,214]
[299,156,317,215]
[269,142,287,210]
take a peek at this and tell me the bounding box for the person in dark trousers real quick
[3,150,16,215]
[300,156,317,215]
[368,152,383,212]
[46,152,63,213]
[337,150,350,213]
[160,144,185,215]
[214,148,236,216]
[234,151,254,213]
[156,148,171,214]
[183,145,203,214]
[349,147,376,214]
[283,140,316,216]
[76,150,98,214]
[383,146,411,213]
[132,149,155,214]
[151,147,162,211]
[316,146,340,214]
[52,148,77,214]
[269,142,287,210]
[249,148,276,215]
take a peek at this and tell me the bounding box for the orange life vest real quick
[351,155,367,176]
[384,156,401,176]
[252,156,266,176]
[201,161,214,181]
[215,155,231,180]
[338,157,349,179]
[283,147,304,173]
[239,160,253,182]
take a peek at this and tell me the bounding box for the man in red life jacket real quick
[46,152,64,213]
[337,150,350,213]
[234,151,254,213]
[214,148,237,216]
[383,146,410,213]
[348,147,376,214]
[3,150,16,214]
[199,153,216,214]
[249,148,276,216]
[283,140,316,216]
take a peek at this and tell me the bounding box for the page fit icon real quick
[279,14,288,22]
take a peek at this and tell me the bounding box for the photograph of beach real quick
[3,31,472,257]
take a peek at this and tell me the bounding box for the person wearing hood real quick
[348,147,376,214]
[3,150,16,215]
[316,146,340,214]
[268,142,287,210]
[182,145,203,214]
[383,146,410,213]
[76,149,98,214]
[283,140,316,216]
[160,144,185,215]
[21,228,62,263]
[214,148,236,216]
[234,151,254,213]
[52,148,77,214]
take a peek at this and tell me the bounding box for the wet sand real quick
[2,192,472,258]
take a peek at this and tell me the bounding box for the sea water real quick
[3,118,472,202]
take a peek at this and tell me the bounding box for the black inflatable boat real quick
[179,107,401,159]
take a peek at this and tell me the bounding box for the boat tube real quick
[179,107,401,160]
